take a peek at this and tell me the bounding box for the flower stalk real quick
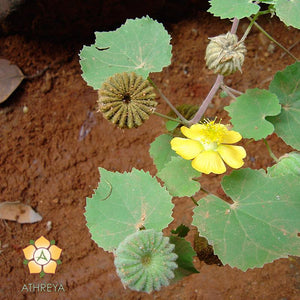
[148,77,189,125]
[249,18,299,62]
[263,138,279,163]
[188,17,241,125]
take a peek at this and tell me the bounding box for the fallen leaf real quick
[0,202,42,223]
[0,58,24,103]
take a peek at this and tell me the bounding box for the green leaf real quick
[79,16,172,89]
[225,88,281,140]
[275,0,300,29]
[260,0,275,3]
[171,224,190,238]
[85,168,173,252]
[193,168,300,271]
[219,90,228,98]
[166,120,180,132]
[268,151,300,177]
[149,134,176,172]
[169,236,199,282]
[157,156,201,197]
[267,62,300,150]
[208,0,260,19]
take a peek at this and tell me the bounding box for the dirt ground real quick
[0,10,300,300]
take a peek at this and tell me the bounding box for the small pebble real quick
[23,106,29,114]
[52,198,59,204]
[46,221,52,232]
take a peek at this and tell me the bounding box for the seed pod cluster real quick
[97,72,157,128]
[205,32,246,76]
[114,229,178,293]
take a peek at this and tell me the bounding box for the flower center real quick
[203,141,218,151]
[122,92,131,104]
[141,253,152,266]
[198,120,227,148]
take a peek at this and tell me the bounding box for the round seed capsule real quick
[97,72,157,128]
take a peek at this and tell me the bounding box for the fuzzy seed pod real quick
[114,229,178,293]
[97,72,157,128]
[205,32,246,76]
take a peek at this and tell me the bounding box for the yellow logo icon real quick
[23,236,62,277]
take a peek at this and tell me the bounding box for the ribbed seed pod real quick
[97,72,157,128]
[114,229,178,293]
[205,32,246,76]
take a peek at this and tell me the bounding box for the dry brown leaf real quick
[0,201,42,223]
[0,58,24,103]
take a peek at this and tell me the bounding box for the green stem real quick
[191,196,199,206]
[147,77,189,125]
[249,19,299,62]
[240,10,270,43]
[153,111,182,123]
[200,187,210,194]
[263,138,279,163]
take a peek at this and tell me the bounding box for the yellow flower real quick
[23,236,62,277]
[170,120,246,174]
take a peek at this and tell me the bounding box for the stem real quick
[24,66,49,79]
[191,196,199,206]
[147,77,189,124]
[230,18,239,35]
[224,85,243,95]
[249,19,299,62]
[153,111,182,123]
[188,16,242,126]
[263,138,279,163]
[280,40,300,59]
[200,187,210,194]
[239,10,270,43]
[188,75,223,125]
[220,84,237,100]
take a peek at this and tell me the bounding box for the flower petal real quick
[171,137,203,160]
[35,236,50,248]
[23,245,35,260]
[192,151,226,174]
[49,245,62,260]
[43,260,57,274]
[181,124,205,140]
[217,145,246,169]
[28,261,42,274]
[221,130,242,144]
